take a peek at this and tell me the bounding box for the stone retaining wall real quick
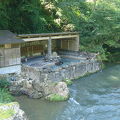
[22,59,100,83]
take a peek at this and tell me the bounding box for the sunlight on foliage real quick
[0,0,119,62]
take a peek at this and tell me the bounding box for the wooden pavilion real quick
[0,30,79,74]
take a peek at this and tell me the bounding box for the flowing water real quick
[16,64,120,120]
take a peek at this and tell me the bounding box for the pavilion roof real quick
[0,30,24,45]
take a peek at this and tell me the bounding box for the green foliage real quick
[46,94,69,102]
[0,0,61,33]
[0,88,14,103]
[0,0,119,61]
[108,51,120,63]
[0,77,13,103]
[63,79,73,85]
[55,0,120,61]
[0,77,10,89]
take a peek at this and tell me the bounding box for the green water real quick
[16,64,120,120]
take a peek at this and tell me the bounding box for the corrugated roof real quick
[0,30,24,45]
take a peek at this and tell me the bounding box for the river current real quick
[16,64,120,120]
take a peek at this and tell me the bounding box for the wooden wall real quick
[4,48,21,66]
[21,40,57,58]
[0,44,21,68]
[0,48,4,67]
[60,36,79,51]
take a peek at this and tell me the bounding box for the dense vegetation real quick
[0,0,61,33]
[0,0,120,62]
[55,0,120,61]
[0,77,13,103]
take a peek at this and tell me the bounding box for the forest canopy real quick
[0,0,120,62]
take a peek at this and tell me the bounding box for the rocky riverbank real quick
[1,52,101,102]
[9,79,69,101]
[9,59,100,101]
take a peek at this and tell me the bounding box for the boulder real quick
[54,82,69,97]
[45,82,69,101]
[0,102,28,120]
[32,81,44,92]
[28,90,43,99]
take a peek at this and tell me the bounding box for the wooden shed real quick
[18,32,80,59]
[0,30,23,74]
[0,30,80,74]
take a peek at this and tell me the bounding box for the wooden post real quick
[68,40,69,50]
[75,35,80,51]
[61,40,62,49]
[48,37,52,58]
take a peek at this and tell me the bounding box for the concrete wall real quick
[0,65,21,74]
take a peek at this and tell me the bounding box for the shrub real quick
[0,76,14,103]
[0,77,10,89]
[0,88,14,103]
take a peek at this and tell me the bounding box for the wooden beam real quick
[18,32,79,38]
[61,40,62,49]
[22,35,78,42]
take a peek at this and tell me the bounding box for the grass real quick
[0,88,14,104]
[46,94,69,102]
[0,78,10,89]
[63,79,73,85]
[0,76,14,104]
[0,77,16,120]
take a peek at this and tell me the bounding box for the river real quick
[16,64,120,120]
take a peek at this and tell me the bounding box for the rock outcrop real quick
[9,77,69,101]
[0,102,28,120]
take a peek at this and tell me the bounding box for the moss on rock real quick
[0,102,28,120]
[63,79,73,85]
[0,102,18,120]
[46,94,69,102]
[0,109,15,120]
